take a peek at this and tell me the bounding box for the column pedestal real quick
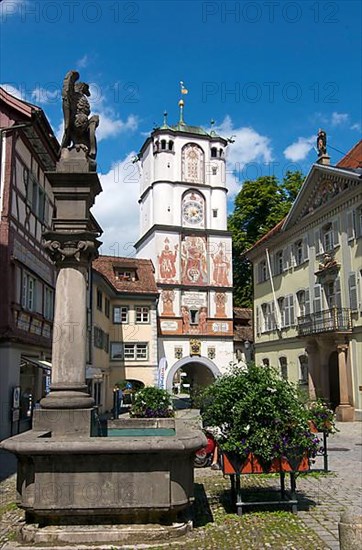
[336,344,354,421]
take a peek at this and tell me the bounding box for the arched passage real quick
[165,356,221,392]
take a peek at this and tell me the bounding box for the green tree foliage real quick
[228,171,304,307]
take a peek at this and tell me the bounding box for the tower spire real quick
[179,81,188,125]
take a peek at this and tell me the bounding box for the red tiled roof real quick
[234,325,253,342]
[233,307,252,320]
[336,139,362,169]
[92,256,158,295]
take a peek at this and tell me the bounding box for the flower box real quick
[222,451,309,475]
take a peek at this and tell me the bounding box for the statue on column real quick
[60,70,99,169]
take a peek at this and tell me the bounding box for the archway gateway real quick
[165,356,221,393]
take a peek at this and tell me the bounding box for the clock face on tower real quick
[182,200,204,225]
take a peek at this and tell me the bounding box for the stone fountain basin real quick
[1,416,206,526]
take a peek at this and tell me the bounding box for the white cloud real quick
[93,153,140,256]
[95,113,138,142]
[350,122,361,132]
[214,115,273,196]
[76,55,89,69]
[31,86,59,104]
[331,112,349,126]
[1,83,25,99]
[283,136,315,162]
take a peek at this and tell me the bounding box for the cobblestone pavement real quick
[0,420,361,549]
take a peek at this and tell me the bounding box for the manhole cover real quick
[328,447,350,451]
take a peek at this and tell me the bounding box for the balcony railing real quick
[297,308,352,337]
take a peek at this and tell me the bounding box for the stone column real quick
[336,344,354,421]
[39,154,102,413]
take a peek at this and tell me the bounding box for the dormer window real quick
[211,147,217,158]
[115,269,137,282]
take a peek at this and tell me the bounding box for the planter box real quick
[222,451,309,475]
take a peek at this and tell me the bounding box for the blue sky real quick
[1,0,361,254]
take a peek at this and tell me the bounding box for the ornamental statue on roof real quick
[317,128,327,157]
[60,70,99,169]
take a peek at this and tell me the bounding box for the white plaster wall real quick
[160,337,234,377]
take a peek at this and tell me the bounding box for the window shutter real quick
[282,246,290,271]
[313,285,322,313]
[356,207,362,238]
[314,230,321,255]
[305,289,310,315]
[303,236,309,261]
[256,306,261,336]
[333,220,339,248]
[347,211,355,240]
[335,278,342,308]
[257,263,262,283]
[348,273,358,310]
[289,295,295,326]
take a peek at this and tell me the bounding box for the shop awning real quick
[22,356,52,372]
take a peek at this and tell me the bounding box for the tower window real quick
[211,147,217,158]
[168,140,174,151]
[213,209,218,218]
[212,166,217,175]
[219,148,223,157]
[161,140,167,150]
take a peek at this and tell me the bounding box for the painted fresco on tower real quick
[181,143,204,184]
[157,237,179,282]
[209,239,232,287]
[181,235,208,285]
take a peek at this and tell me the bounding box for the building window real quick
[279,356,288,380]
[168,140,174,151]
[212,209,218,218]
[284,295,295,326]
[44,287,54,320]
[262,358,270,367]
[294,239,303,265]
[113,306,128,324]
[348,272,358,311]
[258,260,268,283]
[136,306,150,323]
[22,272,36,311]
[211,147,217,158]
[189,308,199,325]
[261,302,274,332]
[124,343,148,361]
[299,355,309,385]
[115,270,137,281]
[161,139,167,150]
[96,289,103,311]
[211,166,217,175]
[275,250,283,275]
[110,342,123,360]
[105,297,110,318]
[297,289,310,317]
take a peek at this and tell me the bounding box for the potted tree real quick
[200,364,321,475]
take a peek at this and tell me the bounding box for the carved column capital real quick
[43,231,101,268]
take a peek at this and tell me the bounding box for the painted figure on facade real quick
[215,292,227,318]
[211,242,230,286]
[181,306,190,332]
[60,70,99,163]
[158,238,178,282]
[161,289,175,316]
[198,307,208,333]
[317,129,327,157]
[181,236,207,284]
